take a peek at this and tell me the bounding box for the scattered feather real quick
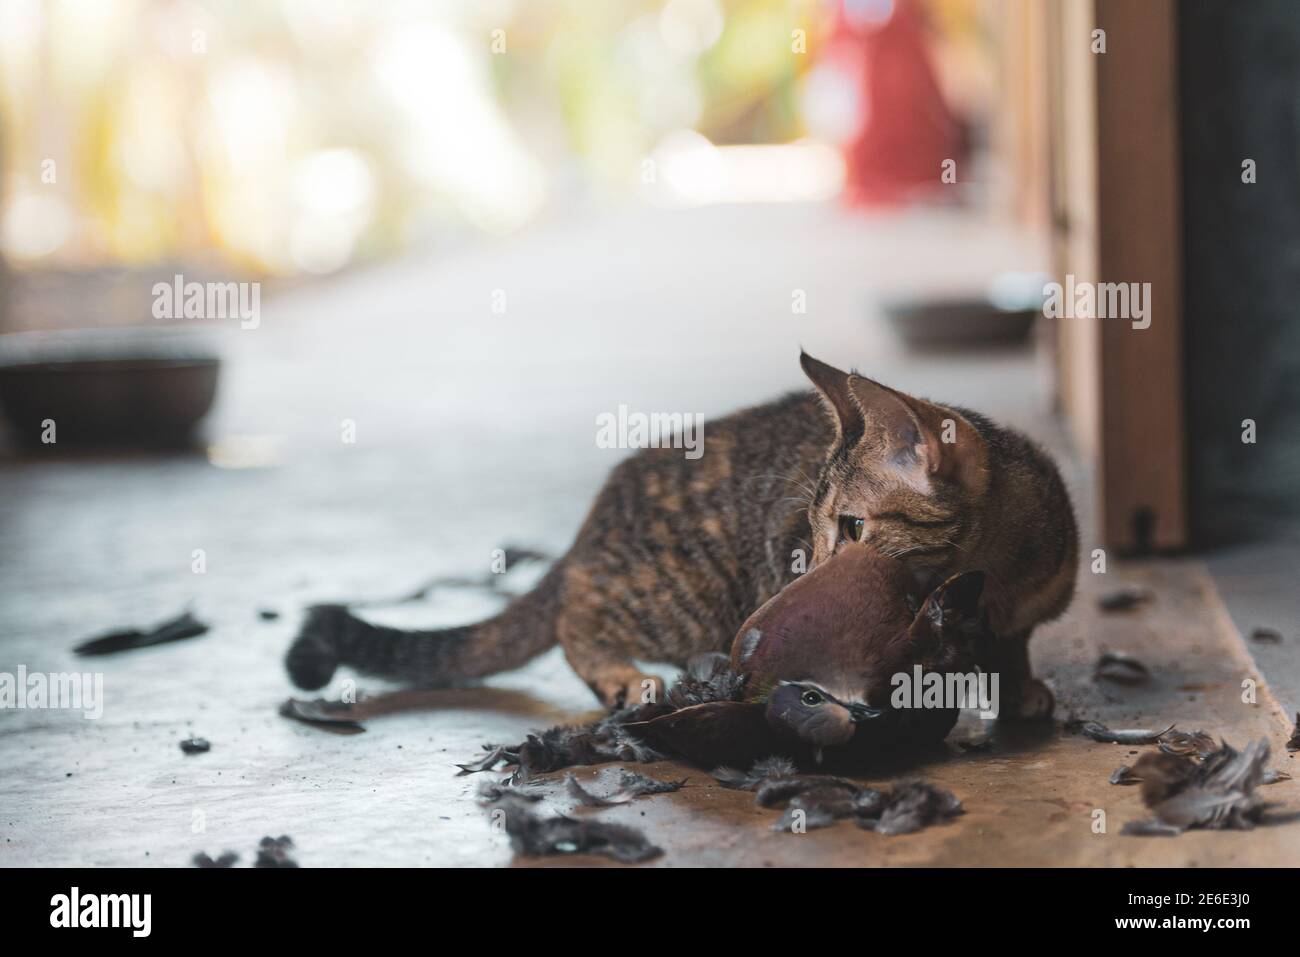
[1288,713,1300,753]
[755,775,860,809]
[192,851,238,868]
[1124,738,1273,835]
[865,781,964,836]
[1094,652,1150,686]
[1121,820,1183,837]
[854,788,889,818]
[713,756,798,790]
[661,653,749,708]
[1155,789,1260,830]
[565,770,686,806]
[1081,722,1174,744]
[1250,627,1283,644]
[1132,751,1201,804]
[498,799,661,863]
[612,770,687,796]
[254,835,297,868]
[457,745,513,775]
[774,788,856,832]
[1263,769,1291,785]
[1158,728,1216,759]
[518,724,664,776]
[1098,586,1153,612]
[715,759,960,836]
[461,723,663,783]
[477,777,547,803]
[279,697,366,734]
[457,654,751,779]
[1110,765,1141,785]
[74,611,208,656]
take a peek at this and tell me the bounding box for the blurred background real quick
[0,0,1033,285]
[0,0,1294,627]
[4,0,1300,868]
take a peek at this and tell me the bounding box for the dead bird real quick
[462,549,992,776]
[285,352,1077,720]
[623,545,992,770]
[75,610,208,656]
[497,799,662,863]
[1123,739,1273,834]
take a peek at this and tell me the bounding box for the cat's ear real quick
[800,351,864,442]
[623,701,777,768]
[848,376,984,487]
[908,570,986,651]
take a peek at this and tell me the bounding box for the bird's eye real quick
[838,515,866,543]
[800,689,825,707]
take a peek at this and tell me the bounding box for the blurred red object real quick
[839,0,964,206]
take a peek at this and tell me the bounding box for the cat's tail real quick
[284,561,565,690]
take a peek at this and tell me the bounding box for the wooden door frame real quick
[1048,0,1187,554]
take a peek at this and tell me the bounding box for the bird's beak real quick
[848,704,883,724]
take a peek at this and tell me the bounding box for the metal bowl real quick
[0,329,220,448]
[884,297,1037,348]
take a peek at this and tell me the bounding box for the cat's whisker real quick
[772,496,812,508]
[742,466,819,502]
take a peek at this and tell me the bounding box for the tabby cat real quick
[287,352,1077,717]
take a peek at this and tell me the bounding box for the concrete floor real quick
[2,203,1296,866]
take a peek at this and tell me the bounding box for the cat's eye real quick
[800,689,825,707]
[838,515,866,543]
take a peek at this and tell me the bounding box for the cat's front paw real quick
[594,670,665,711]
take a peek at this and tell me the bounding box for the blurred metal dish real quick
[0,328,220,448]
[883,297,1036,347]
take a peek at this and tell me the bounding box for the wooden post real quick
[1093,0,1186,552]
[1049,0,1187,554]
